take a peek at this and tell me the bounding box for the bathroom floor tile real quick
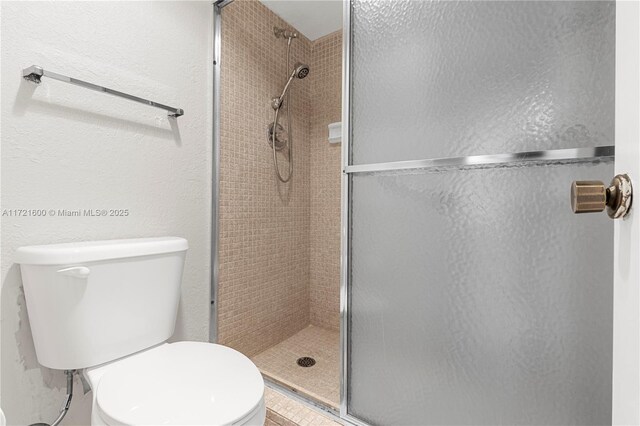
[264,387,341,426]
[253,325,340,408]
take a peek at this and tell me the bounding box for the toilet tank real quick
[15,237,188,370]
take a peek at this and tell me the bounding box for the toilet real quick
[15,237,265,426]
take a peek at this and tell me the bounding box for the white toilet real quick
[16,237,265,425]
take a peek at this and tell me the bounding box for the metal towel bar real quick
[22,65,184,118]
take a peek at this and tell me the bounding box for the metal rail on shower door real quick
[343,146,615,174]
[22,65,184,118]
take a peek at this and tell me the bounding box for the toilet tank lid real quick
[15,237,188,265]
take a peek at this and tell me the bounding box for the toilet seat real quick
[89,342,264,425]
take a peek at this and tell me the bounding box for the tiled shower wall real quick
[218,0,312,357]
[309,31,342,331]
[218,0,342,356]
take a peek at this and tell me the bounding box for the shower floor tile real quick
[252,325,340,408]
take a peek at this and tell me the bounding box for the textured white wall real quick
[0,2,212,424]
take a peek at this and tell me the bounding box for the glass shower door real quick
[345,1,616,425]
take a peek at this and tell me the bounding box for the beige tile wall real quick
[218,0,312,357]
[309,31,342,331]
[218,0,342,355]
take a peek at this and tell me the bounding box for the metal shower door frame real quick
[210,0,232,343]
[339,0,354,422]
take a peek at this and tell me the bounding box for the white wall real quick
[0,2,212,424]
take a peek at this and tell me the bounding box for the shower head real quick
[271,63,311,110]
[294,63,310,79]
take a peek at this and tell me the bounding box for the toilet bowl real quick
[16,237,265,425]
[85,342,265,426]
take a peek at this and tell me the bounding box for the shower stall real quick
[212,0,639,424]
[213,0,343,411]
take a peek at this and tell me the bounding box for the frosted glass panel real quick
[348,162,613,425]
[351,1,615,164]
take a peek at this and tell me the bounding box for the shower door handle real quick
[571,174,633,219]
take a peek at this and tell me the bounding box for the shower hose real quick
[271,37,294,183]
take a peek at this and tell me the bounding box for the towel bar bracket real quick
[23,65,44,84]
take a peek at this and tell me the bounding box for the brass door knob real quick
[571,174,633,219]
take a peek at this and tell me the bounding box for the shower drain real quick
[296,357,316,367]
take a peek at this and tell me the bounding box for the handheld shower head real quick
[294,63,309,79]
[271,63,310,109]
